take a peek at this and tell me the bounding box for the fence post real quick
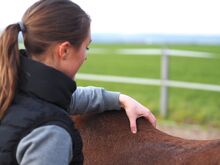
[160,48,169,117]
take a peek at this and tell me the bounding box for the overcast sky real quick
[0,0,219,35]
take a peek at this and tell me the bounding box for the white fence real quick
[76,48,220,117]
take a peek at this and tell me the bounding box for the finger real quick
[129,118,137,134]
[143,112,157,128]
[149,113,157,127]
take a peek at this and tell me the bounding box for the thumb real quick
[129,118,137,134]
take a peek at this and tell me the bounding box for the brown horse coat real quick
[73,111,220,165]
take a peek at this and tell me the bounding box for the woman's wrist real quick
[119,94,131,109]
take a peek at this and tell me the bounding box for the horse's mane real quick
[72,111,220,165]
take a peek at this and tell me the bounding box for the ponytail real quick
[0,23,20,118]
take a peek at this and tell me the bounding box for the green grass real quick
[81,54,161,78]
[81,43,220,84]
[78,43,220,127]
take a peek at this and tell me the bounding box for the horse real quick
[72,111,220,165]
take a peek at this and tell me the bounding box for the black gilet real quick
[0,50,83,165]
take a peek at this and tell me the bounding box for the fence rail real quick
[76,73,220,92]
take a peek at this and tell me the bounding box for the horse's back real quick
[73,111,220,165]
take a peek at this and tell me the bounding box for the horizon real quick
[15,32,220,44]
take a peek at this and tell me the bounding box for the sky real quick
[0,0,220,35]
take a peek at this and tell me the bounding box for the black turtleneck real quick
[18,50,76,111]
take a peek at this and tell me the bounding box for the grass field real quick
[77,43,220,127]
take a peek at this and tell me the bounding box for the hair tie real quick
[18,22,26,32]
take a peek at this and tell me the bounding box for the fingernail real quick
[132,129,137,134]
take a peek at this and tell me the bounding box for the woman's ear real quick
[57,41,72,60]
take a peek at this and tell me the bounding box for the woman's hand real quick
[119,94,157,134]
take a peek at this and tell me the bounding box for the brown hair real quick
[0,0,90,118]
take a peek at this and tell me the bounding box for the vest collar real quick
[18,50,76,111]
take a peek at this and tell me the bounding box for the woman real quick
[0,0,156,164]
